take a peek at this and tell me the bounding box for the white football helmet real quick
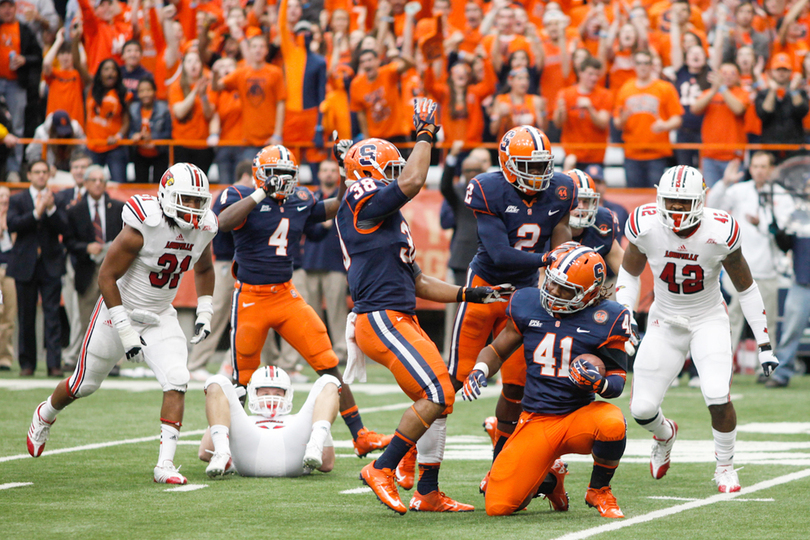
[247,366,294,418]
[565,169,600,229]
[158,163,212,230]
[656,165,706,232]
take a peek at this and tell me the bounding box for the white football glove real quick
[759,345,779,377]
[109,306,146,362]
[625,311,640,356]
[191,296,214,345]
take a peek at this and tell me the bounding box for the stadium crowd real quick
[1,0,809,385]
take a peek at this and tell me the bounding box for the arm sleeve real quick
[476,212,547,269]
[355,182,410,224]
[303,221,330,242]
[439,155,459,207]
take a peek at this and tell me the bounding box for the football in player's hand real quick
[574,354,605,376]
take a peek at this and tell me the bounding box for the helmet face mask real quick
[247,366,294,418]
[656,166,706,232]
[565,169,600,229]
[499,126,555,194]
[158,164,211,230]
[345,139,405,185]
[540,244,606,315]
[253,145,299,200]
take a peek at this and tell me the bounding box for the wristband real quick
[456,287,466,302]
[416,130,435,144]
[758,343,772,352]
[473,361,490,379]
[250,188,267,204]
[719,85,728,93]
[196,295,214,315]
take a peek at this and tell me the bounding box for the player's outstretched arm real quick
[191,243,216,344]
[723,247,779,375]
[397,98,440,199]
[414,272,514,304]
[615,242,647,355]
[604,240,626,276]
[217,194,261,232]
[462,321,522,401]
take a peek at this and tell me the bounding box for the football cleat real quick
[585,486,625,518]
[650,419,678,479]
[27,401,55,458]
[542,459,570,511]
[714,466,741,493]
[479,470,490,494]
[154,462,188,485]
[303,438,324,472]
[206,452,235,478]
[354,428,393,458]
[483,416,497,447]
[360,461,407,515]
[409,490,474,512]
[395,446,416,490]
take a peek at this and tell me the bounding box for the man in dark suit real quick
[54,150,91,210]
[6,159,67,376]
[63,165,124,365]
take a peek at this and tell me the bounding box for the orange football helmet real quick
[498,125,554,194]
[253,145,299,200]
[344,138,406,185]
[541,243,606,314]
[565,169,600,229]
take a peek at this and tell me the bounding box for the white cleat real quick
[154,462,188,485]
[27,401,55,458]
[714,466,741,493]
[206,452,236,479]
[650,419,678,479]
[303,438,324,472]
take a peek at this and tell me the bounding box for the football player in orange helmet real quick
[563,169,625,280]
[343,138,406,185]
[450,124,576,471]
[498,125,555,194]
[217,143,394,460]
[462,243,632,518]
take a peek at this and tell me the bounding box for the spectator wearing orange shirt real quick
[736,45,765,143]
[169,50,216,174]
[719,2,770,64]
[756,52,809,161]
[481,3,535,70]
[130,77,171,183]
[489,67,546,139]
[614,50,683,188]
[215,35,287,161]
[42,28,84,129]
[655,1,707,68]
[76,0,133,74]
[444,0,484,56]
[555,57,613,170]
[349,48,412,141]
[84,59,130,183]
[538,9,573,142]
[210,58,242,185]
[691,63,750,186]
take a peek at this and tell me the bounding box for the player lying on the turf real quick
[463,243,631,518]
[199,366,340,478]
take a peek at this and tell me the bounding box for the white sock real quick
[157,425,180,467]
[39,397,59,423]
[210,425,230,455]
[416,417,447,464]
[309,420,331,449]
[644,410,673,440]
[713,428,736,468]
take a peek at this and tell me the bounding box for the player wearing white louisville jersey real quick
[26,163,218,485]
[616,165,778,493]
[199,367,341,478]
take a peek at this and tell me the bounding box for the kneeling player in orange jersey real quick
[463,244,632,518]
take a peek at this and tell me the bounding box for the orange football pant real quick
[486,402,626,516]
[231,281,338,386]
[355,310,455,414]
[450,272,525,386]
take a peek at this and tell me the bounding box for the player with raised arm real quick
[449,125,576,464]
[463,244,631,518]
[199,367,341,478]
[337,98,514,515]
[615,165,779,493]
[26,164,218,484]
[216,144,390,459]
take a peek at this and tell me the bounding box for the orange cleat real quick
[360,461,407,515]
[409,490,474,512]
[395,446,416,490]
[543,459,569,511]
[354,428,393,458]
[483,416,497,447]
[585,486,625,518]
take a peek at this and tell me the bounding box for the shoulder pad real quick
[593,207,617,237]
[465,172,505,215]
[200,210,219,234]
[123,195,162,231]
[705,208,740,250]
[548,172,576,204]
[293,187,313,202]
[626,203,657,242]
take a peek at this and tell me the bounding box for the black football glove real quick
[459,284,515,304]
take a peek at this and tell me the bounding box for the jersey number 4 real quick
[659,262,705,294]
[149,254,192,289]
[533,333,573,377]
[268,218,290,256]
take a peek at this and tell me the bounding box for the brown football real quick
[574,354,606,376]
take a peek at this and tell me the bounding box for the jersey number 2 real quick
[149,254,192,289]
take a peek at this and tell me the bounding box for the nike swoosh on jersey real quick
[396,317,404,321]
[242,302,255,308]
[576,328,590,333]
[594,245,604,251]
[548,209,560,216]
[297,206,307,212]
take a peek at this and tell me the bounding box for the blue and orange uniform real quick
[449,171,578,387]
[336,177,456,410]
[485,288,631,516]
[217,184,336,386]
[565,207,620,279]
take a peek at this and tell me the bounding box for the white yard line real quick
[164,484,208,492]
[551,469,810,540]
[0,482,33,490]
[340,487,372,494]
